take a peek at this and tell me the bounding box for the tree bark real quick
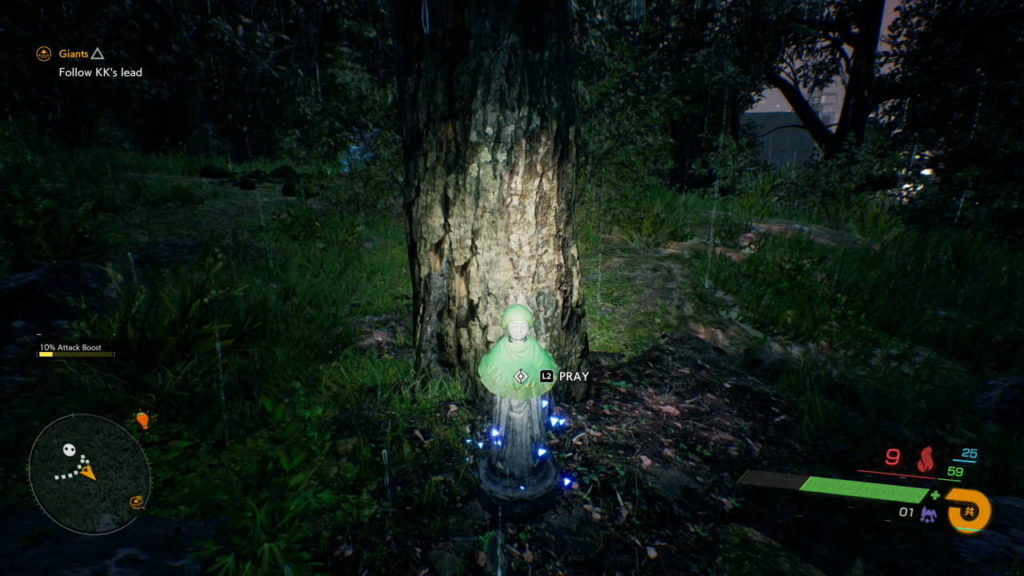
[769,0,886,158]
[767,72,834,152]
[394,0,588,399]
[835,0,885,152]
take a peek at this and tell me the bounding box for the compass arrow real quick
[80,465,96,481]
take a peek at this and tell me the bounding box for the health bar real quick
[38,351,116,358]
[739,470,930,504]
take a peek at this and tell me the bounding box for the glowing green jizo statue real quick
[478,305,558,504]
[478,304,557,400]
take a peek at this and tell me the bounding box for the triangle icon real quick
[80,465,96,481]
[91,47,105,61]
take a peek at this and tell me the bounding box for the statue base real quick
[478,483,558,523]
[478,455,558,522]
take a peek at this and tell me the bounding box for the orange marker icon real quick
[135,412,149,431]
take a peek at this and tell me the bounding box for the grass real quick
[580,145,1023,491]
[0,137,484,572]
[701,229,1024,372]
[6,127,1024,572]
[692,202,1024,490]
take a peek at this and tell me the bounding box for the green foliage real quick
[615,184,693,247]
[318,131,402,214]
[39,147,475,571]
[882,0,1024,237]
[191,398,339,576]
[705,230,1024,369]
[698,224,1024,477]
[0,133,107,264]
[66,253,262,415]
[776,132,902,227]
[1,2,394,162]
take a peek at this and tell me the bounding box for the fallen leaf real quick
[583,504,604,522]
[646,546,658,560]
[659,405,681,417]
[662,448,676,460]
[412,429,431,445]
[476,551,488,567]
[639,455,654,469]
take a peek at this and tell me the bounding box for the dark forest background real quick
[1,1,1023,575]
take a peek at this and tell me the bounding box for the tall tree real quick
[767,0,887,157]
[393,1,588,398]
[882,0,1024,232]
[573,0,803,189]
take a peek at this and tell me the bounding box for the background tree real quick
[393,0,588,398]
[574,0,791,189]
[882,0,1024,235]
[0,0,393,161]
[767,0,887,157]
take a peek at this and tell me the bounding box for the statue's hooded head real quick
[501,304,534,343]
[501,305,535,329]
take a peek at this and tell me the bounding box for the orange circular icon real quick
[129,495,145,510]
[944,488,992,535]
[36,46,52,62]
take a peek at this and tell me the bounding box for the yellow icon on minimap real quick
[130,495,144,510]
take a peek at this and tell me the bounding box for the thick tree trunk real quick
[836,0,885,151]
[394,1,588,399]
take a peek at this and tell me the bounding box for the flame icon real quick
[917,446,935,474]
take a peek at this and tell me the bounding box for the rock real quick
[975,376,1024,430]
[450,500,489,534]
[955,496,1024,575]
[0,510,216,575]
[198,165,232,179]
[650,468,702,505]
[0,261,114,340]
[717,524,826,576]
[741,345,787,382]
[0,344,25,359]
[428,550,463,576]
